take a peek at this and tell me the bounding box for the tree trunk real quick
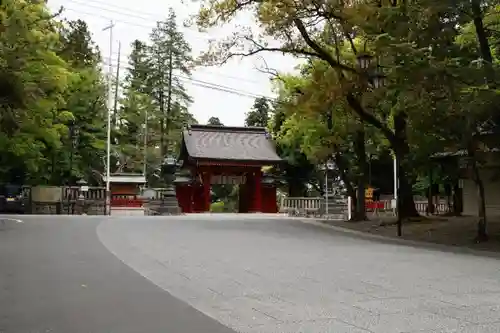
[452,182,462,216]
[345,94,418,218]
[354,129,367,220]
[394,112,419,219]
[427,168,434,215]
[471,0,495,85]
[397,163,419,218]
[334,151,357,219]
[288,174,306,197]
[469,151,488,242]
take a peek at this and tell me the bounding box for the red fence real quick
[365,200,450,214]
[111,196,143,207]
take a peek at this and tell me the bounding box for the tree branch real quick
[345,93,397,146]
[217,37,323,66]
[292,17,397,145]
[292,18,357,74]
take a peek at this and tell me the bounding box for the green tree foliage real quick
[116,40,156,176]
[58,19,107,185]
[117,9,197,185]
[263,89,317,197]
[0,1,106,185]
[147,8,194,157]
[245,97,271,127]
[207,116,223,125]
[192,0,500,229]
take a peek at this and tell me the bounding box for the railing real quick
[280,197,452,219]
[279,197,324,216]
[414,201,451,214]
[63,186,106,200]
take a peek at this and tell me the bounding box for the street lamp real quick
[356,53,374,70]
[371,72,387,89]
[355,52,400,235]
[355,53,387,89]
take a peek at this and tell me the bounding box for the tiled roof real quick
[181,125,282,163]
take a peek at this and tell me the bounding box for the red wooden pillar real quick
[254,169,262,213]
[175,184,183,211]
[187,183,195,213]
[246,173,255,212]
[183,185,193,213]
[192,184,203,212]
[202,171,211,212]
[261,186,277,213]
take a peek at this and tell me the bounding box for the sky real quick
[47,0,301,126]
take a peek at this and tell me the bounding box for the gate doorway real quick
[173,125,282,214]
[210,174,242,213]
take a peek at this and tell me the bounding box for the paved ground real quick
[0,215,236,333]
[98,214,500,333]
[2,215,500,333]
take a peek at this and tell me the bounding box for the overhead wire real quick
[53,0,209,41]
[101,60,276,100]
[61,0,187,26]
[105,52,262,84]
[53,1,264,84]
[52,0,277,100]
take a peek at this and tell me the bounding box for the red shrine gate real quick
[174,125,282,213]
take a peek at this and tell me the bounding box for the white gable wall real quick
[462,168,500,216]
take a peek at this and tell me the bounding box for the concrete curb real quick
[299,218,500,260]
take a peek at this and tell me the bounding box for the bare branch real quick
[254,59,282,81]
[199,32,325,67]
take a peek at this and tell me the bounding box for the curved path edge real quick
[301,218,500,260]
[96,219,239,332]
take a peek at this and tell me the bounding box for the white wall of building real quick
[462,168,500,216]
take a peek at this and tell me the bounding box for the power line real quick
[62,0,181,24]
[56,3,265,84]
[103,53,262,84]
[102,60,275,100]
[55,3,209,42]
[54,1,275,99]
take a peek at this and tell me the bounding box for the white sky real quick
[47,0,300,126]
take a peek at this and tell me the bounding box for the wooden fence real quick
[26,186,106,215]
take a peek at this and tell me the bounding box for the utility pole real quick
[112,41,121,128]
[143,107,148,177]
[102,20,114,215]
[159,57,165,159]
[165,46,173,155]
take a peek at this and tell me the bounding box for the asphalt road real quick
[3,214,500,333]
[0,216,236,333]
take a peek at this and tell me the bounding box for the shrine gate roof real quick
[180,124,282,164]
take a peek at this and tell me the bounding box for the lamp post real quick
[355,53,400,234]
[67,121,79,214]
